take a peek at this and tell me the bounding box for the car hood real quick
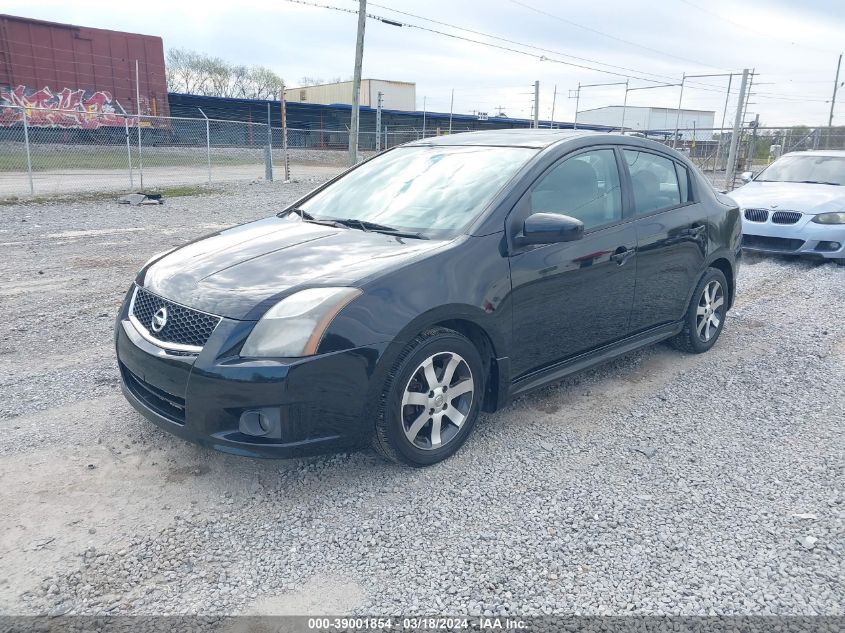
[141,216,447,320]
[729,181,845,214]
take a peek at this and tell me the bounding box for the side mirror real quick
[517,213,584,246]
[740,171,754,184]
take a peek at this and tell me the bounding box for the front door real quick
[509,147,637,378]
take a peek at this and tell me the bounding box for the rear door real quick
[622,148,707,332]
[508,147,637,377]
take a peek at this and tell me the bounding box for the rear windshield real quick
[299,145,538,236]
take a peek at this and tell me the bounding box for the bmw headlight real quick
[240,287,362,358]
[812,212,845,225]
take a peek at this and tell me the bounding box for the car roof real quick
[404,129,606,149]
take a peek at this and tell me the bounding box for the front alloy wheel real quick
[401,352,474,450]
[373,327,483,466]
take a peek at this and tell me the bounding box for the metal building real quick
[577,106,716,139]
[285,79,416,111]
[0,13,169,121]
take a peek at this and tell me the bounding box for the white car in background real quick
[729,150,845,265]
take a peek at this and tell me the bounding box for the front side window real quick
[299,145,538,235]
[756,154,845,186]
[624,149,682,215]
[529,149,623,230]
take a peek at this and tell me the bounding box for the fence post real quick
[198,108,212,185]
[265,103,273,182]
[124,117,134,189]
[21,107,34,195]
[136,117,144,189]
[281,83,290,182]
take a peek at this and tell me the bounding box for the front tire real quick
[373,328,483,466]
[670,268,729,354]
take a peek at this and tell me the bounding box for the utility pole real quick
[572,83,581,129]
[726,68,750,191]
[620,79,629,133]
[533,80,540,129]
[673,73,686,148]
[422,96,427,137]
[348,0,367,166]
[746,113,760,171]
[375,90,383,151]
[714,73,733,173]
[828,53,842,148]
[550,84,557,128]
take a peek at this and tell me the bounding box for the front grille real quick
[771,211,802,225]
[120,363,186,425]
[132,286,220,349]
[744,208,769,222]
[742,234,805,252]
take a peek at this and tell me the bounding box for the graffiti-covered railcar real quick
[0,13,169,132]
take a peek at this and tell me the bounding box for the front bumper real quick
[115,295,388,459]
[741,215,845,259]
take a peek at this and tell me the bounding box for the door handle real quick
[610,247,634,265]
[682,224,706,237]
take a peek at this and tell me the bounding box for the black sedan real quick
[116,130,741,466]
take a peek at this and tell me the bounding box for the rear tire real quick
[670,268,729,354]
[373,328,483,466]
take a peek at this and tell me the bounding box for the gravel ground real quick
[0,181,842,617]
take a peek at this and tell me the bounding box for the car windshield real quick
[756,155,845,185]
[297,145,538,235]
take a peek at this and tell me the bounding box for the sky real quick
[4,0,844,126]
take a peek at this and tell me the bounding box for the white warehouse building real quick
[577,106,716,140]
[284,79,416,111]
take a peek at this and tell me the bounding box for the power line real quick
[676,0,838,56]
[509,0,727,71]
[298,0,723,88]
[324,1,830,102]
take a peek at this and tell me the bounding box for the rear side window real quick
[624,150,682,215]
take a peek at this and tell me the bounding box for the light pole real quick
[673,72,735,148]
[571,81,627,130]
[624,82,681,136]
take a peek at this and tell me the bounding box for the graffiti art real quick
[0,85,138,128]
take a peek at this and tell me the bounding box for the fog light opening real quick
[816,241,842,252]
[239,410,276,437]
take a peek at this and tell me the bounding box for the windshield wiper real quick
[797,180,841,186]
[279,207,314,220]
[334,218,428,239]
[279,208,346,227]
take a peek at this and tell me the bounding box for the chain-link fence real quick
[3,105,844,198]
[640,126,845,191]
[0,106,330,197]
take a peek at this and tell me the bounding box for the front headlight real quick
[240,287,362,358]
[812,212,845,225]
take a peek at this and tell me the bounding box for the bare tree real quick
[165,48,284,100]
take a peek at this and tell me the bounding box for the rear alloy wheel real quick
[670,268,729,354]
[696,280,725,343]
[373,328,483,466]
